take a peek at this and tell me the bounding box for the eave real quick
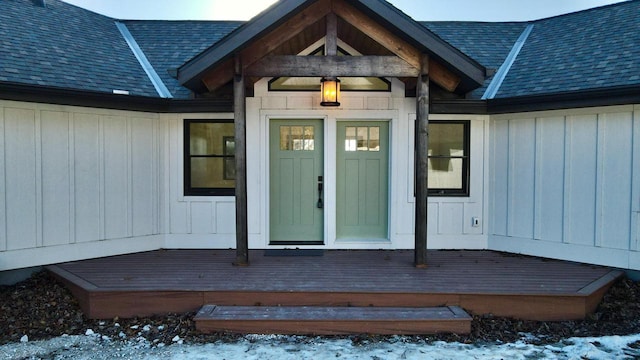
[3,82,638,116]
[487,85,640,114]
[0,82,232,113]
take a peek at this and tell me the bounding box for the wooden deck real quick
[48,249,623,325]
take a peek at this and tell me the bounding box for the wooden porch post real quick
[415,55,429,268]
[234,55,249,266]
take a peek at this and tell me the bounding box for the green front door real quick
[336,121,389,240]
[269,119,324,244]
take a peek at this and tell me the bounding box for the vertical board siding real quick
[41,111,72,246]
[565,115,598,247]
[131,118,155,236]
[103,116,129,240]
[5,107,37,250]
[507,118,535,239]
[0,101,161,269]
[427,203,438,235]
[633,106,640,252]
[534,117,565,242]
[74,113,101,242]
[491,120,509,236]
[597,112,633,250]
[491,106,639,270]
[0,107,5,251]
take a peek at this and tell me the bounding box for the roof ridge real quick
[531,0,635,23]
[121,20,246,24]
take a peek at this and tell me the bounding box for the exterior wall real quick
[489,105,640,270]
[0,100,163,271]
[409,113,489,249]
[163,79,489,251]
[0,86,491,270]
[163,112,239,249]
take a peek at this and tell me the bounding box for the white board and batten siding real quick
[0,100,163,271]
[405,113,489,249]
[162,113,240,250]
[490,105,640,271]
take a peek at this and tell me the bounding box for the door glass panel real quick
[280,125,315,151]
[345,126,357,152]
[280,126,291,150]
[369,127,380,151]
[303,126,315,150]
[357,127,368,151]
[292,126,304,150]
[345,126,383,152]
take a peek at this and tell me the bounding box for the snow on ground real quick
[1,332,640,360]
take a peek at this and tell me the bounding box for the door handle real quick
[317,176,324,209]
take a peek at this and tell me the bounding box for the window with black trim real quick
[427,121,470,196]
[184,119,235,196]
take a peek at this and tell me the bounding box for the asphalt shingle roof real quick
[0,0,157,97]
[123,20,242,99]
[496,0,640,98]
[1,0,639,101]
[422,21,528,98]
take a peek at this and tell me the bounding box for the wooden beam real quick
[332,1,421,68]
[202,59,234,96]
[241,0,331,66]
[325,13,338,56]
[332,1,460,92]
[233,55,249,266]
[429,60,461,93]
[202,0,331,92]
[245,55,419,77]
[201,0,461,93]
[415,55,429,268]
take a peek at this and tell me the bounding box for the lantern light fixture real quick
[320,77,340,106]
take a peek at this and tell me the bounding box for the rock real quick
[20,335,28,343]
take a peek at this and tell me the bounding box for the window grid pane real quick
[281,125,315,151]
[185,120,235,196]
[425,121,469,196]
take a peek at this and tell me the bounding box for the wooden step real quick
[194,305,472,335]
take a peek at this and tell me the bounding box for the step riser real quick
[195,305,472,335]
[196,320,471,335]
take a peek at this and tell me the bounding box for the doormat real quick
[264,249,325,257]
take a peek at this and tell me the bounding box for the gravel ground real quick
[1,271,639,347]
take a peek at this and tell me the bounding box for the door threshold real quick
[334,238,391,244]
[264,249,325,257]
[269,241,324,246]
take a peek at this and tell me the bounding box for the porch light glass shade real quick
[320,77,340,106]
